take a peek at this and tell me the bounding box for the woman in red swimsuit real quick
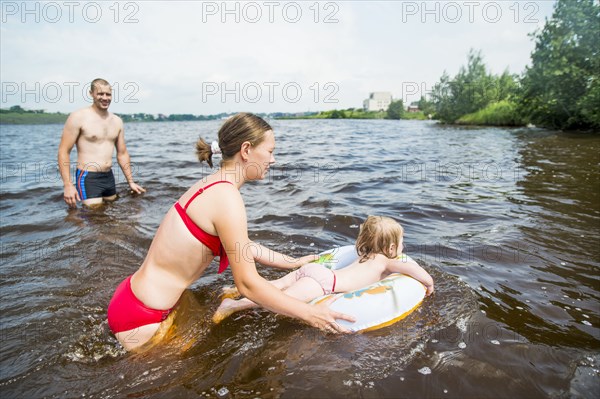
[107,113,354,350]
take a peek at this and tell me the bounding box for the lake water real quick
[1,119,598,398]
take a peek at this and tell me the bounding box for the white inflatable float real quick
[309,245,426,332]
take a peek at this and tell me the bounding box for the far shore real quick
[0,108,547,129]
[1,109,429,125]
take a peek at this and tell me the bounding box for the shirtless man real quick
[58,78,145,207]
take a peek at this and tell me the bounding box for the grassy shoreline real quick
[0,110,229,125]
[276,109,429,120]
[0,109,430,125]
[455,101,525,127]
[1,106,526,127]
[0,112,68,125]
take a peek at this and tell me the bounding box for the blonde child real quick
[213,216,434,324]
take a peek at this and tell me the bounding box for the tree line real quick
[426,0,599,131]
[0,106,236,125]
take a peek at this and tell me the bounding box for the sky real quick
[0,0,557,115]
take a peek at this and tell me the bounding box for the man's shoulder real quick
[68,106,89,119]
[108,111,122,121]
[71,107,122,123]
[107,111,123,126]
[64,107,90,127]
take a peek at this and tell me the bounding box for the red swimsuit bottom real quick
[107,275,173,333]
[107,181,233,334]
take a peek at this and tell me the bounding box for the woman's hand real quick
[307,297,356,334]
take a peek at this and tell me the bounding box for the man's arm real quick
[115,118,145,194]
[57,113,81,207]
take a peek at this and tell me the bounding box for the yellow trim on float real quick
[361,299,424,332]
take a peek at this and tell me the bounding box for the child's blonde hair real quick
[355,216,404,262]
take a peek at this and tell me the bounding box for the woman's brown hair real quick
[196,112,272,168]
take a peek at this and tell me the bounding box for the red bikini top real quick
[174,180,233,273]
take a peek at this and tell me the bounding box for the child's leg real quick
[212,297,259,324]
[268,270,300,290]
[212,275,323,324]
[220,285,240,300]
[282,277,324,302]
[213,270,301,323]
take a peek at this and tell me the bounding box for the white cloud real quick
[0,0,556,114]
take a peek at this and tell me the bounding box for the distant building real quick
[363,92,393,112]
[407,104,420,113]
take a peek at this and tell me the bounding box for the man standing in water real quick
[58,78,145,207]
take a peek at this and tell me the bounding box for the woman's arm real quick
[214,190,355,331]
[249,241,318,269]
[386,256,434,296]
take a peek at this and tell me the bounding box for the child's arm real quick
[249,241,318,270]
[386,257,435,296]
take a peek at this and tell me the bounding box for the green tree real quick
[520,0,600,130]
[430,71,453,122]
[417,96,435,116]
[431,50,493,122]
[495,70,519,102]
[9,105,25,113]
[452,49,493,118]
[431,50,520,123]
[330,110,344,119]
[386,99,404,119]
